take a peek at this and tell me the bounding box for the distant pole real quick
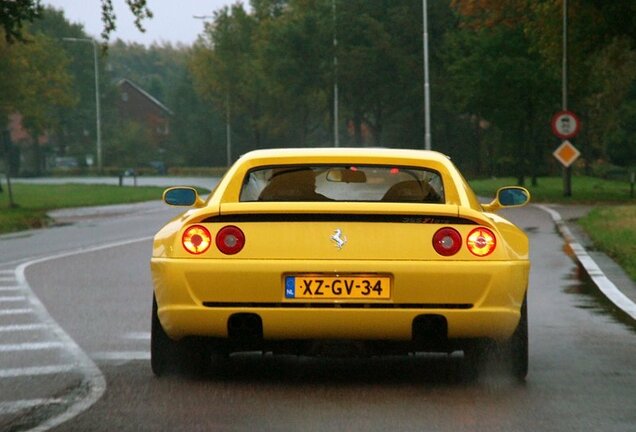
[194,15,232,166]
[93,39,102,172]
[333,0,339,147]
[562,0,572,196]
[226,92,232,167]
[423,0,431,150]
[62,37,102,172]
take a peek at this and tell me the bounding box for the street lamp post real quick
[332,0,339,147]
[63,37,102,172]
[193,15,232,167]
[422,0,431,151]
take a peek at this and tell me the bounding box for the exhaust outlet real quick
[228,313,263,340]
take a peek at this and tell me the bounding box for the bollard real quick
[630,171,635,199]
[118,174,123,187]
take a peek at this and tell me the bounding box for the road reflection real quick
[563,267,636,334]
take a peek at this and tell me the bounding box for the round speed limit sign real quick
[551,111,581,139]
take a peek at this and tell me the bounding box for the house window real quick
[121,92,128,102]
[156,123,170,135]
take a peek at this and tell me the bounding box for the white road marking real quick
[0,308,33,316]
[0,286,22,292]
[0,364,76,379]
[0,399,65,415]
[0,342,67,353]
[91,351,150,361]
[0,295,27,302]
[536,204,636,321]
[0,277,16,282]
[12,235,152,432]
[0,270,15,274]
[0,323,50,332]
[123,331,150,340]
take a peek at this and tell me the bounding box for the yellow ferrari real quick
[151,148,530,379]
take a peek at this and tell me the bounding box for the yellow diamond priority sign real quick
[553,140,580,168]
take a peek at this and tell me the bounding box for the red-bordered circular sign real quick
[551,110,581,139]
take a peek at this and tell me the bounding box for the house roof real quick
[116,79,174,116]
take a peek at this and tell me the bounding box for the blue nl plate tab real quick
[285,276,296,298]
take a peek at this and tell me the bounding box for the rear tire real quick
[506,295,529,381]
[151,295,209,377]
[463,296,528,382]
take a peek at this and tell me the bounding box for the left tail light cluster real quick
[432,226,496,257]
[182,225,245,255]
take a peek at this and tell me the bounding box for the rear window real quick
[239,165,444,203]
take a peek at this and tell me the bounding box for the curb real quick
[535,204,636,322]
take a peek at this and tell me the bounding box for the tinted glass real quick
[498,188,529,206]
[164,188,197,206]
[240,165,444,203]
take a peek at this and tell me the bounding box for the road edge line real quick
[14,236,152,432]
[535,204,636,322]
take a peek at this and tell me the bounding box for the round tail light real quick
[433,227,462,256]
[182,225,212,254]
[216,225,245,255]
[467,227,496,256]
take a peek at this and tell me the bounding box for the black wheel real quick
[151,295,209,377]
[463,295,528,382]
[506,295,529,381]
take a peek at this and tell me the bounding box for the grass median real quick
[578,206,636,281]
[470,175,635,281]
[0,183,183,235]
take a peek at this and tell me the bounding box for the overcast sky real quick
[44,0,242,46]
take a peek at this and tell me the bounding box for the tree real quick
[168,64,225,167]
[191,4,267,154]
[28,7,99,165]
[0,0,42,42]
[257,0,332,146]
[452,0,636,172]
[0,30,75,174]
[1,0,152,45]
[337,0,417,146]
[443,17,557,184]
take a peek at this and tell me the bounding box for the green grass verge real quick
[0,183,196,235]
[578,206,636,281]
[469,176,634,203]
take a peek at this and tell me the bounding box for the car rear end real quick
[151,150,529,357]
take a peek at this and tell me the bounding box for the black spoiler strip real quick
[203,214,476,224]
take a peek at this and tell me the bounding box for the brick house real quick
[116,79,173,150]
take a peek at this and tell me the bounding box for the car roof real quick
[238,147,452,165]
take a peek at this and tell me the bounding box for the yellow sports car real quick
[151,148,530,380]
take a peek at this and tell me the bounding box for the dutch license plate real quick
[284,275,391,300]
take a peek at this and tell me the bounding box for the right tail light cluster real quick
[433,226,496,257]
[182,225,245,255]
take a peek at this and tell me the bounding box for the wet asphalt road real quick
[1,203,635,431]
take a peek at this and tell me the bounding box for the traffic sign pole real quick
[562,0,571,197]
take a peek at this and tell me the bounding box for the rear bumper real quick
[151,258,529,343]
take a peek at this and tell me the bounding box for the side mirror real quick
[482,186,530,212]
[497,187,530,206]
[163,187,204,207]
